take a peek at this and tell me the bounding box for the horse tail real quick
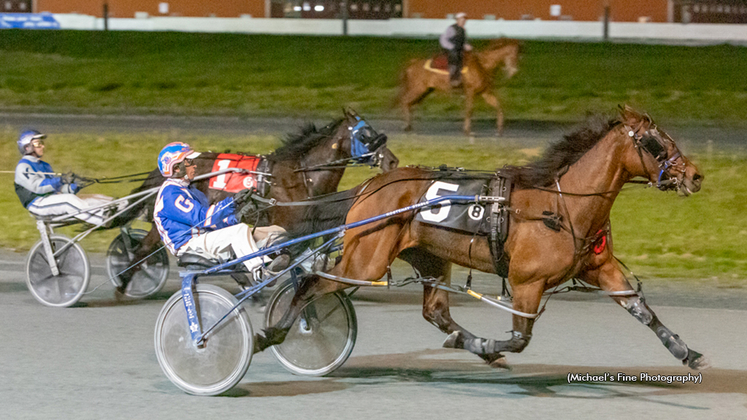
[392,59,419,109]
[106,168,164,228]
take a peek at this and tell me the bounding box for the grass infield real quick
[0,31,745,125]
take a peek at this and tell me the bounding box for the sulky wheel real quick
[154,284,253,396]
[106,229,169,298]
[25,235,90,308]
[265,279,357,376]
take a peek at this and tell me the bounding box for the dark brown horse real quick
[399,39,520,136]
[110,109,398,281]
[257,106,708,371]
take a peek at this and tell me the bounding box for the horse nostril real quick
[693,173,703,182]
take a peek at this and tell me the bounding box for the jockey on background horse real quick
[439,12,472,88]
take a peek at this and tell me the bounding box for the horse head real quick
[619,105,703,195]
[340,108,399,172]
[271,109,399,199]
[478,39,520,79]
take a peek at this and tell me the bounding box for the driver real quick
[14,129,112,225]
[153,142,289,279]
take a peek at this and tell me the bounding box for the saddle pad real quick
[208,153,262,193]
[430,53,449,70]
[415,176,490,233]
[424,59,469,75]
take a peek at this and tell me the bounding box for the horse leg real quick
[463,92,474,135]
[481,91,504,136]
[132,223,163,262]
[396,249,492,359]
[253,274,347,352]
[255,224,400,352]
[444,278,545,367]
[401,86,434,132]
[116,223,163,292]
[580,261,710,370]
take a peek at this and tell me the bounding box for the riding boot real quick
[448,65,462,88]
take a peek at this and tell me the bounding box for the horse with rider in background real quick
[399,39,520,136]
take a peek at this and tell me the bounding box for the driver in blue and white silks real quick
[14,130,112,225]
[153,142,289,276]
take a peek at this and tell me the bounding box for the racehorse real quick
[110,109,398,277]
[256,106,709,371]
[399,39,520,136]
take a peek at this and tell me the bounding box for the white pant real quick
[28,194,113,226]
[177,224,286,272]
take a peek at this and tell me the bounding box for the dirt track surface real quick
[2,112,746,150]
[1,250,746,420]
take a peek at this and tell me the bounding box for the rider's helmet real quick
[157,142,201,177]
[17,130,46,155]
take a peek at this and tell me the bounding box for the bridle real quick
[624,120,686,192]
[295,115,389,198]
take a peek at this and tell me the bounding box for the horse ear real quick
[619,104,644,126]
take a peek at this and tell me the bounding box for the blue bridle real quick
[350,117,387,163]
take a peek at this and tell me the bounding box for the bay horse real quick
[109,109,398,285]
[399,39,520,136]
[257,106,709,371]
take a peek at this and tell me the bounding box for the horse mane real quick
[268,119,344,162]
[501,116,620,189]
[486,38,519,50]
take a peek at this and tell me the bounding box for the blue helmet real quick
[158,142,200,177]
[17,130,46,155]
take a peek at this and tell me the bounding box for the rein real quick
[293,154,376,172]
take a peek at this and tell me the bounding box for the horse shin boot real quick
[622,296,709,369]
[459,332,531,367]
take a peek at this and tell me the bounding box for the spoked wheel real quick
[106,229,170,298]
[265,279,357,376]
[154,284,253,396]
[25,235,90,308]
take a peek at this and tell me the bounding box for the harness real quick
[624,121,686,191]
[486,172,513,277]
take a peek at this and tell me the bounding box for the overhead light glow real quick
[314,5,324,12]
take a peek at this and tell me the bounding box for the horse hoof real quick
[442,331,462,349]
[684,349,711,370]
[488,355,510,370]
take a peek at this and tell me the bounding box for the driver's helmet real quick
[157,142,201,177]
[17,130,46,156]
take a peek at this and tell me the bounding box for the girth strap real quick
[487,173,512,277]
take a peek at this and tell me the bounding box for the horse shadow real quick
[223,349,735,410]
